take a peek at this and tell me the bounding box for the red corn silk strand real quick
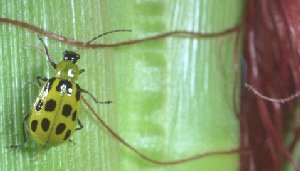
[0,17,241,48]
[241,0,300,171]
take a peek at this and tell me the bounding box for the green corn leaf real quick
[0,1,243,171]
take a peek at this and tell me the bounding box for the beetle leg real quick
[80,88,112,104]
[79,69,85,74]
[36,76,48,87]
[10,112,30,148]
[76,120,83,131]
[68,139,76,145]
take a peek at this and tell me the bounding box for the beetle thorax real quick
[55,61,80,81]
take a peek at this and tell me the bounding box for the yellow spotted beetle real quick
[9,34,124,148]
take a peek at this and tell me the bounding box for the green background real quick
[0,1,243,171]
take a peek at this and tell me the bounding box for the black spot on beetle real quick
[45,99,56,112]
[31,120,38,132]
[72,111,77,121]
[56,80,72,94]
[36,100,43,112]
[63,130,71,140]
[76,84,81,101]
[56,123,66,135]
[62,104,72,117]
[41,118,50,132]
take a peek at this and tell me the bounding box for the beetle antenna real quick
[38,35,57,69]
[84,29,132,46]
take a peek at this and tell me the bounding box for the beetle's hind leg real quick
[68,139,76,145]
[67,120,84,145]
[9,112,30,148]
[76,120,83,131]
